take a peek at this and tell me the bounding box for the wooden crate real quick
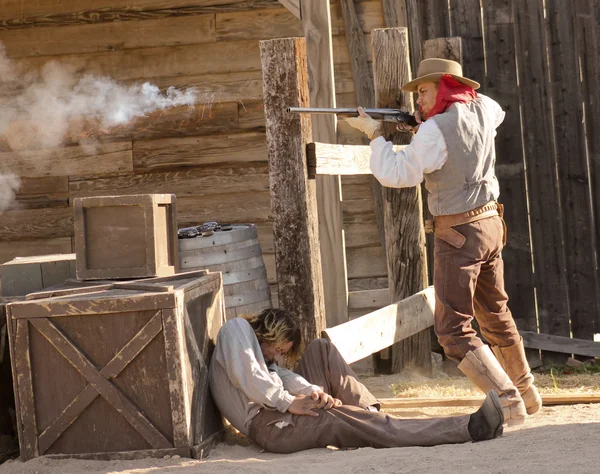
[0,254,76,297]
[6,270,225,460]
[74,194,179,281]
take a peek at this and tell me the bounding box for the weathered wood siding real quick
[0,0,390,299]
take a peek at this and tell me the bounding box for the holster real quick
[426,202,505,249]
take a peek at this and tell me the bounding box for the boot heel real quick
[505,416,526,427]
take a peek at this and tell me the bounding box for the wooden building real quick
[0,0,598,352]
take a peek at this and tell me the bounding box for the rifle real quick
[287,107,419,127]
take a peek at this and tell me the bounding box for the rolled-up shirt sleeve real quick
[214,318,295,412]
[369,119,447,188]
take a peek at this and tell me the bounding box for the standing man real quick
[209,308,504,453]
[345,58,541,426]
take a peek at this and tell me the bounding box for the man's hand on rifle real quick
[344,107,381,140]
[397,109,422,133]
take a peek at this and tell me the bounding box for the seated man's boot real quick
[468,390,504,441]
[458,345,527,426]
[492,338,542,415]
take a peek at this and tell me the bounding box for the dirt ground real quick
[2,370,599,474]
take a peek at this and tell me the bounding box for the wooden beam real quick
[372,27,430,374]
[307,142,406,176]
[323,286,435,364]
[259,37,326,344]
[339,0,388,273]
[520,331,600,358]
[379,393,600,409]
[302,0,349,328]
[278,0,301,20]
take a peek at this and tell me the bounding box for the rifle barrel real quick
[287,107,403,115]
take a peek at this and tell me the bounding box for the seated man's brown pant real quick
[249,339,472,453]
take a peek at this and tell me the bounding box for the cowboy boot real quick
[492,338,542,415]
[468,390,504,441]
[458,345,527,426]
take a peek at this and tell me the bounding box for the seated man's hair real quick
[243,308,302,362]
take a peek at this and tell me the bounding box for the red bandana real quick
[427,74,478,118]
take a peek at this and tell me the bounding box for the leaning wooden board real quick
[6,270,225,460]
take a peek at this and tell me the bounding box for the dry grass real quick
[360,364,600,399]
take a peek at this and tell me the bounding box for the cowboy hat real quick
[401,58,480,92]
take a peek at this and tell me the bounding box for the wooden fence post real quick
[372,27,431,374]
[302,0,349,328]
[259,38,326,345]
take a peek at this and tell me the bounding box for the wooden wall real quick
[0,0,390,302]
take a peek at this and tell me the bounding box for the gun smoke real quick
[0,42,199,212]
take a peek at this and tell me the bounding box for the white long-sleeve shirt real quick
[208,317,320,435]
[369,94,505,188]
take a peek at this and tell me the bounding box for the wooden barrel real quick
[178,224,272,320]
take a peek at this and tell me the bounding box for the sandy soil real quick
[2,373,600,474]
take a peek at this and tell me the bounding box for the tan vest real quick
[424,99,500,216]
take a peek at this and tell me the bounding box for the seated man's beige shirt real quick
[209,317,320,435]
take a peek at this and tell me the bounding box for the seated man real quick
[209,308,504,453]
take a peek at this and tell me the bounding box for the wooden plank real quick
[14,176,69,209]
[309,141,405,175]
[448,0,484,81]
[11,319,37,459]
[133,132,268,173]
[346,246,387,280]
[69,163,269,199]
[0,238,72,264]
[9,291,175,319]
[37,311,164,454]
[338,0,387,266]
[514,1,570,362]
[2,102,239,150]
[574,1,600,335]
[520,331,600,358]
[480,2,537,339]
[373,27,430,374]
[0,207,73,241]
[379,393,600,409]
[303,0,349,328]
[30,317,172,449]
[278,0,301,20]
[238,101,266,130]
[404,0,423,74]
[339,0,375,113]
[323,287,435,364]
[0,142,132,178]
[216,7,302,41]
[13,41,262,83]
[348,277,388,291]
[381,0,408,27]
[149,70,265,104]
[176,192,272,226]
[161,307,189,447]
[0,0,277,29]
[348,288,389,311]
[260,37,326,343]
[546,0,600,340]
[422,37,463,62]
[0,15,216,57]
[331,1,385,35]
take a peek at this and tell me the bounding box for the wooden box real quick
[74,194,179,281]
[0,254,76,297]
[6,270,225,460]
